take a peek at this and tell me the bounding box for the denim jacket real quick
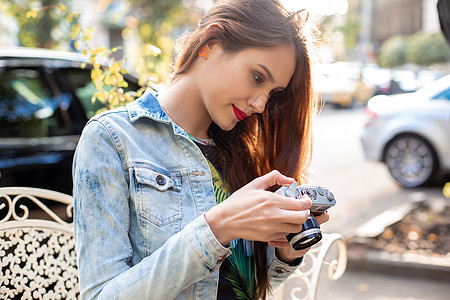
[73,90,300,300]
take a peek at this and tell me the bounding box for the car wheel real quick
[383,134,439,188]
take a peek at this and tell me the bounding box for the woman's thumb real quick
[251,170,295,190]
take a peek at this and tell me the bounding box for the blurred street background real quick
[1,0,449,299]
[312,106,449,300]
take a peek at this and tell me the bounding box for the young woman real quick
[73,0,328,299]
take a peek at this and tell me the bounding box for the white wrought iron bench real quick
[269,233,347,300]
[0,187,78,299]
[0,187,346,300]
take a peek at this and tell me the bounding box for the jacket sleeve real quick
[73,119,231,300]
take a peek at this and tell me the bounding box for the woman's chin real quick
[219,121,239,132]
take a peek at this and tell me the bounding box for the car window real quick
[432,88,450,100]
[0,68,73,138]
[62,68,106,119]
[63,68,140,119]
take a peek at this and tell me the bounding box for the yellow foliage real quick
[24,4,153,114]
[65,15,73,23]
[25,4,161,114]
[95,91,109,102]
[443,182,450,199]
[26,10,38,19]
[122,28,133,40]
[71,25,81,40]
[91,47,107,55]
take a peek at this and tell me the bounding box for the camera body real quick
[275,182,336,250]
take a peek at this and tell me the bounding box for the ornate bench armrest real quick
[269,233,347,300]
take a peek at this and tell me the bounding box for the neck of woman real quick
[158,76,212,139]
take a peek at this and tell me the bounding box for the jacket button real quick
[216,256,226,264]
[274,267,288,274]
[156,174,166,185]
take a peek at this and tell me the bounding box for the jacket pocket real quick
[134,166,182,227]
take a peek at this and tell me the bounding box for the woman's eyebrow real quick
[257,64,274,83]
[257,63,287,91]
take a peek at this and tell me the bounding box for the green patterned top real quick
[207,161,256,300]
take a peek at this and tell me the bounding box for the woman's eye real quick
[269,88,285,98]
[254,73,264,85]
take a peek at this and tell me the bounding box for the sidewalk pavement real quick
[318,187,450,299]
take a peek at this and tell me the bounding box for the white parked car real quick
[360,75,450,187]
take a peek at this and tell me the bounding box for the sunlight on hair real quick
[281,0,348,16]
[183,0,214,11]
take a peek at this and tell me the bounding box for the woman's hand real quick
[269,213,330,265]
[204,170,312,246]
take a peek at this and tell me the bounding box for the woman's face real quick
[198,44,296,132]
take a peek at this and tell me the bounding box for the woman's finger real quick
[268,239,291,248]
[247,170,295,190]
[314,212,330,225]
[274,193,312,211]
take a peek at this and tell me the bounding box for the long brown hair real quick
[172,0,318,298]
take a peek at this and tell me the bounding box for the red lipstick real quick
[232,105,248,121]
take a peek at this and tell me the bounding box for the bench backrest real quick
[0,187,79,299]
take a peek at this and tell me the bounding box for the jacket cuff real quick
[268,255,303,278]
[267,245,303,279]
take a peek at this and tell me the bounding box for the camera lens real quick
[286,216,323,250]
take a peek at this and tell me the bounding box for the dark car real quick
[0,47,141,195]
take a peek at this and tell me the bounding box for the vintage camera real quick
[275,182,336,250]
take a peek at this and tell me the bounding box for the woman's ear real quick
[205,39,221,53]
[202,22,224,48]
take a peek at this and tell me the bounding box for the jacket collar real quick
[127,88,188,137]
[127,88,167,122]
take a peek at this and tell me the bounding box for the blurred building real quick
[371,0,441,44]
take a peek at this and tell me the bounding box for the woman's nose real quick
[249,92,268,114]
